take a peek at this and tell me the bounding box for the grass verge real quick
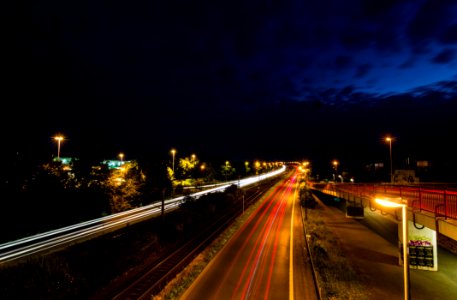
[303,198,371,300]
[153,185,372,300]
[152,191,266,300]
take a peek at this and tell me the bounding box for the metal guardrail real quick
[308,182,457,220]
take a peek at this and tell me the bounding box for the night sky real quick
[4,1,457,174]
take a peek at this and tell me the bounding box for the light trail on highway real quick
[0,166,286,265]
[181,168,318,300]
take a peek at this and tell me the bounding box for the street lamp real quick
[333,160,338,182]
[302,161,310,180]
[171,149,176,174]
[386,137,393,184]
[54,136,64,161]
[375,197,410,300]
[255,161,260,175]
[119,153,124,161]
[224,160,230,182]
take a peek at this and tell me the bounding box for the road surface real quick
[181,171,318,300]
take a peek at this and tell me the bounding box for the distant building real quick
[417,160,430,168]
[102,160,128,170]
[393,169,418,184]
[52,157,75,165]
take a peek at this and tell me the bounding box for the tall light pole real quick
[255,161,260,178]
[386,137,393,184]
[54,136,64,161]
[375,197,410,300]
[303,161,310,181]
[225,160,230,182]
[171,149,176,174]
[119,153,124,161]
[333,160,338,182]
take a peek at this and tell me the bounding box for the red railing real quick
[308,182,457,220]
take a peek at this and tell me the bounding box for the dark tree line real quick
[0,158,170,243]
[0,183,243,300]
[0,154,280,243]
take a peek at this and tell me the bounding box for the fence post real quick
[444,190,447,220]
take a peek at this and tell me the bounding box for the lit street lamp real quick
[255,161,261,180]
[119,153,124,161]
[170,149,177,198]
[224,160,230,182]
[54,136,64,161]
[333,160,338,182]
[171,149,176,174]
[375,197,410,300]
[386,137,393,184]
[302,161,310,180]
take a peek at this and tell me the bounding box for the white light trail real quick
[0,166,286,264]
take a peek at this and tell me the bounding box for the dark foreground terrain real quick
[0,185,246,300]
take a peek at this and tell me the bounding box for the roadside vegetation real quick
[1,155,280,244]
[299,183,370,300]
[0,185,244,300]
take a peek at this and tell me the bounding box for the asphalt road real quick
[181,170,318,300]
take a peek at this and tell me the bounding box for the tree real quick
[244,161,251,175]
[105,160,144,213]
[178,155,199,179]
[221,161,236,181]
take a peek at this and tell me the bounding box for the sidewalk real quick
[315,198,457,300]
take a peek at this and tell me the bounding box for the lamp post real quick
[224,160,229,182]
[119,153,124,161]
[386,137,393,184]
[375,197,410,300]
[54,136,64,161]
[303,161,310,181]
[333,160,338,182]
[170,149,176,198]
[171,149,176,174]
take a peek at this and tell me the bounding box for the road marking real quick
[289,178,297,300]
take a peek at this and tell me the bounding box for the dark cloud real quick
[354,63,373,78]
[407,0,457,46]
[333,55,353,70]
[3,0,457,165]
[410,79,457,96]
[432,49,455,63]
[398,57,416,69]
[340,30,374,50]
[441,23,457,44]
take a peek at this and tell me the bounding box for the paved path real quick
[314,197,457,300]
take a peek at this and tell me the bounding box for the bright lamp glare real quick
[375,198,404,208]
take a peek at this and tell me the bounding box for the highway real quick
[181,170,319,300]
[0,167,286,265]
